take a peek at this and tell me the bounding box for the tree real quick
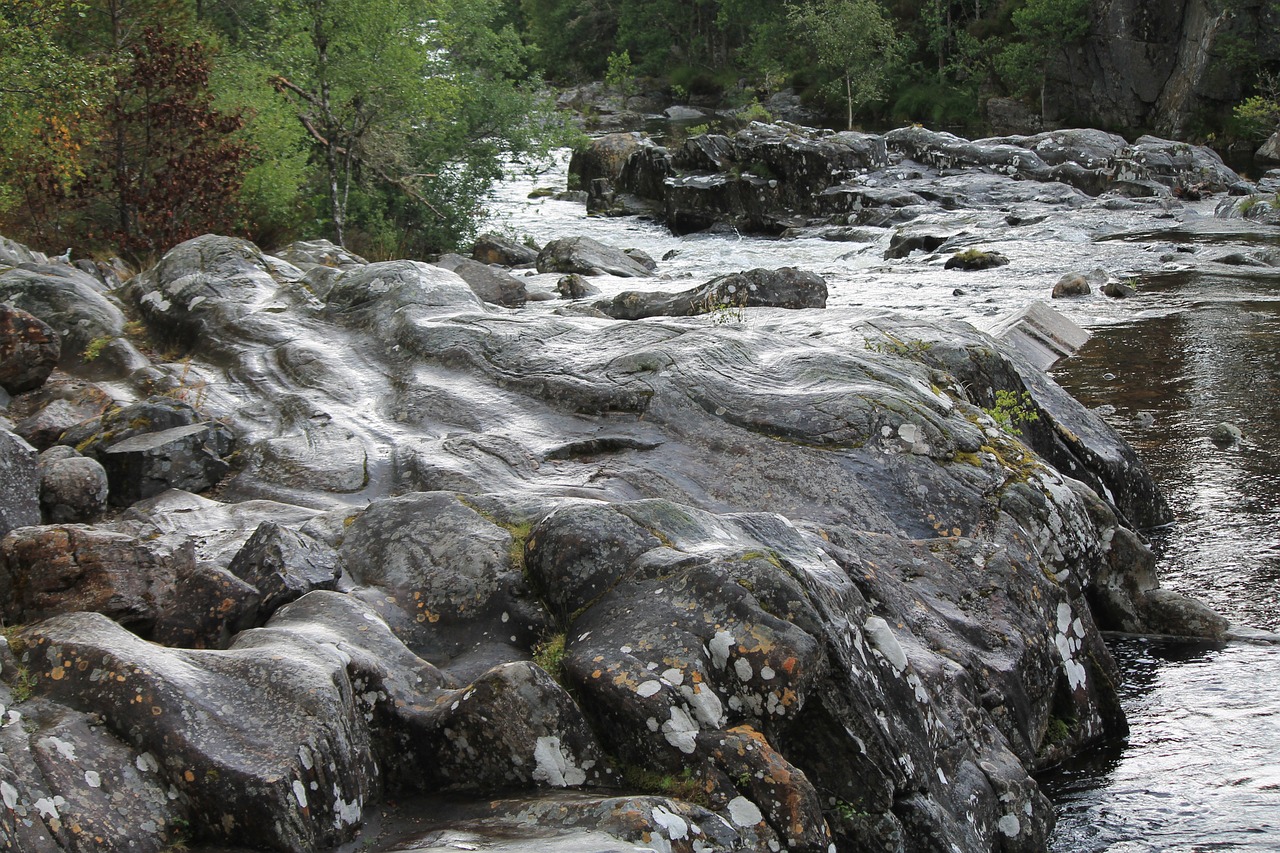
[0,1,106,224]
[995,0,1090,117]
[262,0,570,256]
[786,0,903,130]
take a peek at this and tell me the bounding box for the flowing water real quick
[482,149,1280,850]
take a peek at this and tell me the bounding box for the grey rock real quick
[0,524,190,630]
[39,447,109,522]
[272,238,367,270]
[11,376,113,450]
[536,236,655,278]
[0,427,39,538]
[0,265,127,371]
[1052,272,1093,298]
[436,253,528,307]
[944,249,1009,271]
[1209,422,1243,446]
[595,267,827,320]
[556,273,600,300]
[0,302,60,394]
[99,422,233,506]
[1103,280,1138,298]
[227,520,342,619]
[472,232,539,267]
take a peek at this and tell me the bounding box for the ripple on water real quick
[1043,638,1280,853]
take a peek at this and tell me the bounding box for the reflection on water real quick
[1050,267,1280,850]
[1052,276,1280,631]
[1041,638,1280,853]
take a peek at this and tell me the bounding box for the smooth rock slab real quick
[99,422,231,506]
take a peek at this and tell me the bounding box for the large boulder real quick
[435,253,528,307]
[227,521,343,619]
[471,232,540,267]
[595,268,828,320]
[9,376,113,450]
[0,524,190,630]
[0,303,60,394]
[536,236,656,278]
[0,265,130,372]
[99,422,233,505]
[39,445,110,523]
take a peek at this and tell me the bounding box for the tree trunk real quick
[846,74,854,131]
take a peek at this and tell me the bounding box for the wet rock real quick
[59,395,214,459]
[0,525,190,630]
[944,248,1009,271]
[1258,131,1280,164]
[0,699,188,853]
[0,303,60,394]
[595,267,827,320]
[567,131,650,188]
[623,247,657,272]
[1103,280,1137,298]
[9,375,112,450]
[1215,193,1280,225]
[19,610,379,852]
[151,560,262,649]
[472,232,539,267]
[885,228,954,259]
[1052,272,1092,298]
[536,236,655,278]
[99,422,234,506]
[272,238,367,270]
[338,492,547,677]
[227,521,342,619]
[0,265,129,372]
[39,446,109,522]
[556,273,600,300]
[436,254,528,307]
[0,427,39,538]
[1209,422,1243,446]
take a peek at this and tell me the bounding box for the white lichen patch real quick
[293,780,309,809]
[864,616,908,674]
[709,631,734,669]
[531,736,587,787]
[1,780,18,810]
[636,680,663,699]
[680,683,725,728]
[997,814,1021,837]
[734,658,754,682]
[662,706,699,754]
[727,796,763,827]
[1053,602,1089,691]
[652,804,690,840]
[40,736,77,761]
[84,771,101,788]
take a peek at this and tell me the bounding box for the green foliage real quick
[621,765,709,805]
[532,631,567,680]
[995,0,1090,102]
[82,335,112,361]
[1234,72,1280,140]
[605,49,634,97]
[785,0,904,129]
[984,390,1040,437]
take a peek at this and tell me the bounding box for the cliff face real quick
[1045,0,1280,138]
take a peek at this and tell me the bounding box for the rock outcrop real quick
[571,123,1241,237]
[0,230,1218,852]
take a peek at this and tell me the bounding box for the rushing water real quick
[482,148,1280,851]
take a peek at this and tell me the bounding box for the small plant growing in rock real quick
[533,632,567,681]
[82,335,113,361]
[985,390,1040,437]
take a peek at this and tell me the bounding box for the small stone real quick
[1051,273,1091,298]
[1208,422,1242,446]
[39,448,109,523]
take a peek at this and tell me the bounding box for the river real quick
[482,145,1280,851]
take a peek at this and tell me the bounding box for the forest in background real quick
[3,0,1279,264]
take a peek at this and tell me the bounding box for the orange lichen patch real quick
[184,770,195,782]
[50,666,65,680]
[151,706,162,716]
[76,660,89,671]
[592,669,603,679]
[778,656,798,675]
[728,724,769,746]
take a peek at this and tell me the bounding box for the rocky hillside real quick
[0,225,1225,852]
